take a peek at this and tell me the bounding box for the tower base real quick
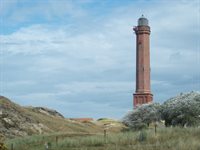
[133,93,153,108]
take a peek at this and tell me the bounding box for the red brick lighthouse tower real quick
[133,15,153,107]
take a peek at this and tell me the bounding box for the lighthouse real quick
[133,15,153,107]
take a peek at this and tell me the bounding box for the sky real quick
[0,0,199,119]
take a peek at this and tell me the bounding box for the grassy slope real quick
[5,127,200,150]
[25,108,103,133]
[0,96,103,139]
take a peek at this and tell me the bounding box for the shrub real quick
[161,91,200,127]
[122,103,161,130]
[137,130,147,142]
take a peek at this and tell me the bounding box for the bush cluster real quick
[123,91,200,129]
[123,103,161,130]
[161,92,200,127]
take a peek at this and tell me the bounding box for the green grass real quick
[5,127,200,150]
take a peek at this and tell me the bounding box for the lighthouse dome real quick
[138,15,148,26]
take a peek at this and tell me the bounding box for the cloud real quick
[55,81,133,94]
[1,0,87,24]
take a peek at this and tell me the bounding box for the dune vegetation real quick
[1,92,200,150]
[5,127,200,150]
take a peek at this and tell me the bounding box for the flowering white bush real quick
[123,91,200,129]
[122,103,161,130]
[161,91,200,127]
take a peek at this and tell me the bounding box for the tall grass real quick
[5,127,200,150]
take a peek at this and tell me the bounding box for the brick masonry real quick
[133,17,153,107]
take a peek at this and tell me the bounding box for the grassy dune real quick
[5,127,200,150]
[0,96,104,138]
